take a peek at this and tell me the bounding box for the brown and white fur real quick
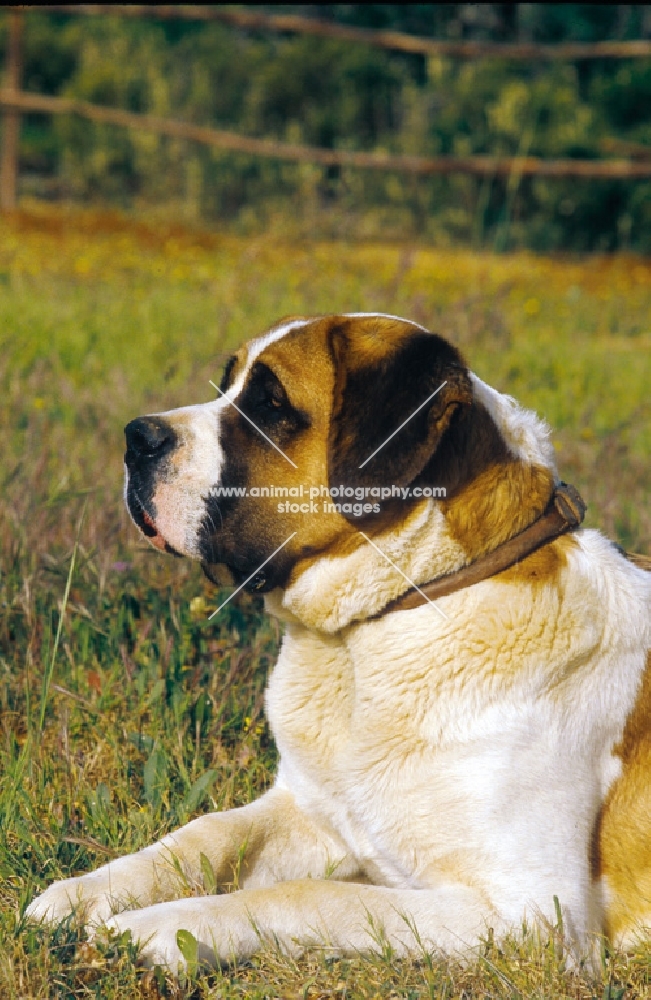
[27,313,651,970]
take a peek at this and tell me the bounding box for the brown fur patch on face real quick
[599,650,651,940]
[204,315,477,586]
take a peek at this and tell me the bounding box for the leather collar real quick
[375,481,587,617]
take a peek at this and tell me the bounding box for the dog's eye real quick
[247,364,289,413]
[258,393,285,418]
[240,361,310,436]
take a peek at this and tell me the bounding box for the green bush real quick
[3,4,651,249]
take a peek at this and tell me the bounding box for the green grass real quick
[0,204,650,998]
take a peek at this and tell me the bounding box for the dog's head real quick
[124,314,483,593]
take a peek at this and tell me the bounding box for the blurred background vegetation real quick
[3,3,651,251]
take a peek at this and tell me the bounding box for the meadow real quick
[0,202,650,998]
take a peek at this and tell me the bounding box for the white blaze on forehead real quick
[243,318,311,374]
[343,311,427,329]
[214,318,311,404]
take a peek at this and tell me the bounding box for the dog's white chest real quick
[266,619,422,879]
[264,581,639,916]
[265,616,540,888]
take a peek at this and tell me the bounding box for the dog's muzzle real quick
[124,415,179,551]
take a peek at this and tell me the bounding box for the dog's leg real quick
[26,786,356,927]
[104,878,497,969]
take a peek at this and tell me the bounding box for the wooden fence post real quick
[0,9,24,212]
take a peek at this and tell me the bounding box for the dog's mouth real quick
[140,509,166,551]
[132,504,183,557]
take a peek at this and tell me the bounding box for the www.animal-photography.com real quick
[2,6,651,999]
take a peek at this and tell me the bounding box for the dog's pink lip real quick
[142,510,167,552]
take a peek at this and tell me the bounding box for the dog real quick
[27,313,651,970]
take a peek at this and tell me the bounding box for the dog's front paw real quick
[26,848,168,929]
[26,853,156,928]
[26,871,117,927]
[104,900,219,971]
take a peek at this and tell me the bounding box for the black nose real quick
[124,416,175,463]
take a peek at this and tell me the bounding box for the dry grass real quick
[0,202,650,998]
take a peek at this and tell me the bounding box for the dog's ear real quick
[328,324,472,490]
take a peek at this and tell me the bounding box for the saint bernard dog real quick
[28,313,651,970]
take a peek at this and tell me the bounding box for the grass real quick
[0,201,650,998]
